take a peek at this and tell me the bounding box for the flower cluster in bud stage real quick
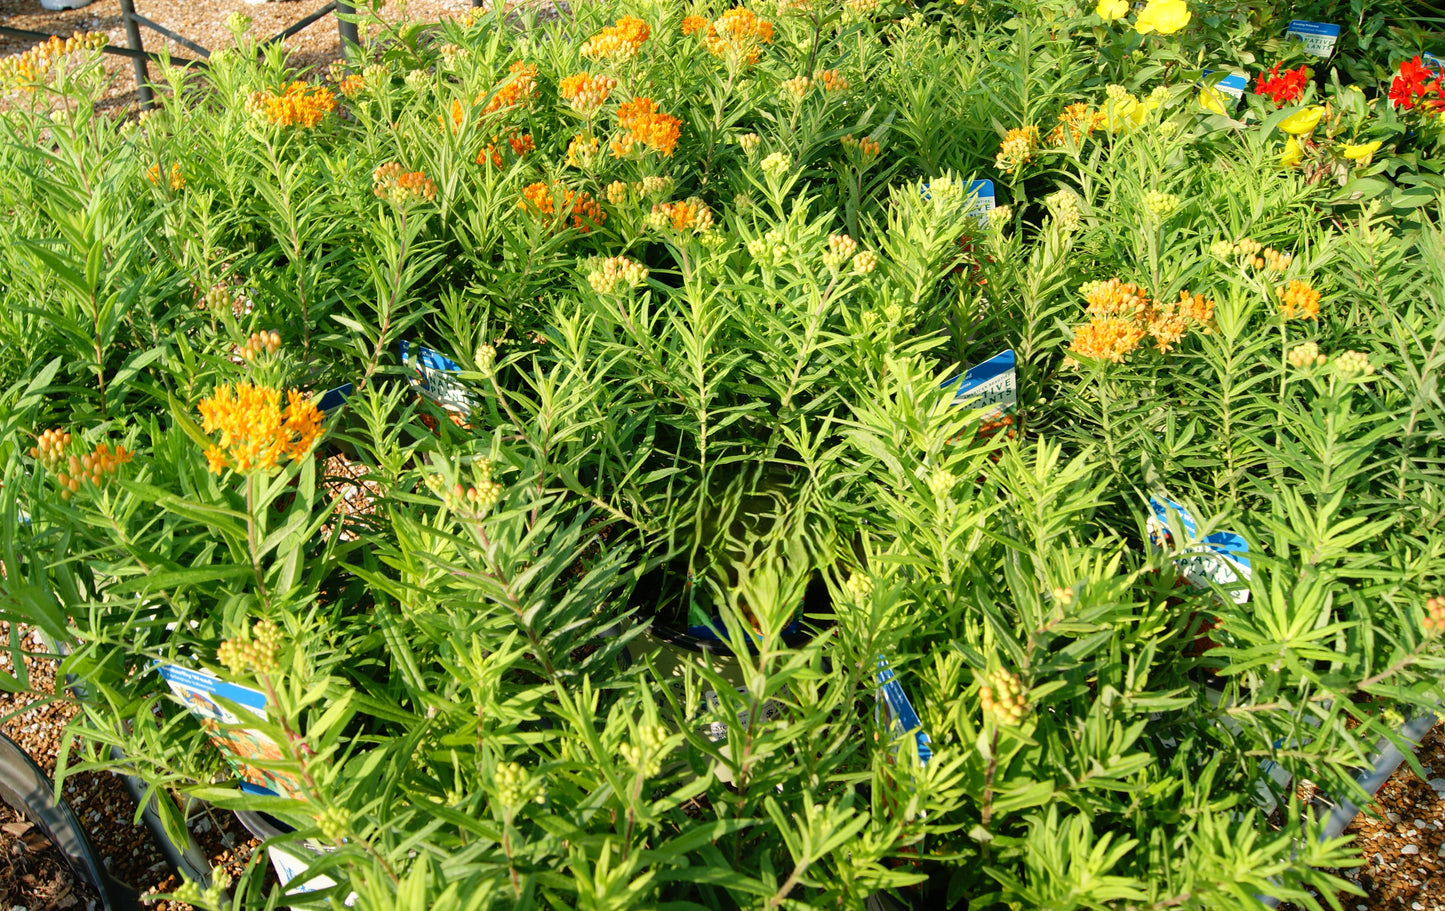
[314,806,350,842]
[240,330,281,361]
[1423,596,1445,635]
[0,31,106,92]
[995,126,1040,174]
[1143,190,1179,217]
[217,618,283,675]
[245,82,337,128]
[337,73,366,98]
[559,72,617,115]
[32,430,131,501]
[843,571,873,603]
[198,383,323,474]
[1046,189,1082,231]
[1287,341,1327,369]
[1211,237,1293,272]
[980,668,1029,726]
[373,163,437,205]
[477,131,535,168]
[760,152,790,177]
[482,61,538,115]
[1331,349,1375,378]
[1276,279,1321,321]
[586,255,649,294]
[494,761,546,809]
[428,458,503,513]
[841,133,881,162]
[146,162,185,191]
[619,724,670,778]
[581,16,651,60]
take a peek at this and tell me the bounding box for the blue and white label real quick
[967,179,996,221]
[1285,21,1340,58]
[944,349,1017,419]
[1203,70,1248,99]
[1425,52,1445,77]
[877,658,931,764]
[316,383,354,415]
[1147,496,1252,604]
[399,341,480,416]
[269,844,357,906]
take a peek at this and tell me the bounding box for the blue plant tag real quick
[316,383,354,415]
[156,663,303,800]
[942,349,1017,436]
[1285,20,1340,58]
[1147,496,1252,604]
[876,657,931,765]
[1202,70,1248,100]
[920,179,997,225]
[399,341,480,415]
[1425,52,1445,78]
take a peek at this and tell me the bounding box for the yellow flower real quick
[1134,0,1191,35]
[1278,106,1323,136]
[1341,139,1381,161]
[1198,86,1227,116]
[1096,0,1128,21]
[1281,136,1304,167]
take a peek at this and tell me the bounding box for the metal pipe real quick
[335,0,360,63]
[259,2,340,48]
[124,13,212,60]
[115,0,153,109]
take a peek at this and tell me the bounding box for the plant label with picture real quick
[703,686,782,742]
[1285,21,1340,58]
[1146,496,1252,604]
[156,663,306,800]
[943,349,1017,439]
[876,658,931,765]
[399,341,480,416]
[268,844,358,908]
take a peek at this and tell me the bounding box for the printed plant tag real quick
[702,686,783,741]
[316,383,354,416]
[1146,496,1252,605]
[268,844,358,907]
[1200,70,1248,109]
[967,179,996,222]
[156,663,305,800]
[1425,52,1445,77]
[399,341,480,416]
[876,658,931,764]
[943,349,1017,439]
[1285,20,1340,58]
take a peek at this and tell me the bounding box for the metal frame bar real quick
[259,1,340,50]
[126,12,213,60]
[0,24,204,68]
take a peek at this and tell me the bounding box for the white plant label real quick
[703,687,782,741]
[400,341,480,415]
[1146,496,1252,605]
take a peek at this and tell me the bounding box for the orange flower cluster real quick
[338,73,366,98]
[198,382,323,474]
[43,441,131,500]
[1424,595,1445,635]
[519,181,606,232]
[1048,102,1107,146]
[648,198,714,233]
[581,16,651,60]
[477,131,535,167]
[559,71,617,115]
[146,162,185,191]
[841,133,881,160]
[681,15,709,35]
[1276,279,1321,320]
[247,82,337,128]
[1069,280,1216,362]
[373,162,437,204]
[30,428,73,474]
[611,97,681,158]
[703,8,775,65]
[815,68,849,92]
[0,31,105,91]
[482,61,538,115]
[240,330,281,361]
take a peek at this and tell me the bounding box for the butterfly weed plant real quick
[0,0,1443,908]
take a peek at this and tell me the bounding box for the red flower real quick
[1254,62,1310,107]
[1390,56,1440,111]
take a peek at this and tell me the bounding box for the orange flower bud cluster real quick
[1048,102,1108,146]
[241,330,281,361]
[980,668,1028,726]
[703,8,774,66]
[586,255,649,294]
[247,82,337,128]
[1423,596,1445,635]
[995,126,1040,174]
[815,68,849,93]
[198,382,323,474]
[519,182,606,233]
[338,73,366,98]
[1212,237,1293,272]
[581,16,651,60]
[30,428,73,474]
[559,72,617,115]
[477,131,534,168]
[373,162,437,204]
[610,97,682,158]
[0,31,105,92]
[567,133,601,168]
[1276,279,1321,321]
[145,162,185,190]
[841,133,881,160]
